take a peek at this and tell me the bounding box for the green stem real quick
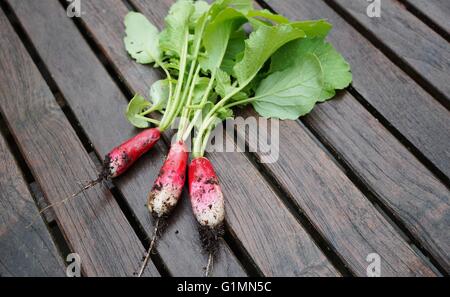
[177,64,201,140]
[139,105,159,116]
[134,115,161,125]
[193,115,217,158]
[223,96,258,109]
[200,127,213,157]
[181,71,216,142]
[159,29,190,131]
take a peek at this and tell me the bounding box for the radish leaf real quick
[291,20,332,38]
[200,8,247,72]
[159,0,194,57]
[233,24,306,87]
[126,94,152,128]
[124,12,161,64]
[271,37,352,100]
[253,54,323,119]
[149,79,171,110]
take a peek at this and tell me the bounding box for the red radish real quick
[30,128,161,226]
[189,157,225,229]
[137,140,188,277]
[102,128,161,179]
[147,140,188,218]
[188,157,225,276]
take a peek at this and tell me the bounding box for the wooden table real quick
[0,0,448,277]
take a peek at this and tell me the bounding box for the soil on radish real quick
[198,223,224,254]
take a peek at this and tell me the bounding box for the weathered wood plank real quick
[0,130,65,277]
[303,93,450,272]
[238,107,437,276]
[30,182,57,224]
[405,0,450,37]
[265,0,450,198]
[333,0,450,106]
[0,8,158,277]
[7,0,245,276]
[79,0,339,276]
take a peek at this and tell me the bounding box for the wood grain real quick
[259,0,450,272]
[237,107,437,276]
[79,0,339,276]
[0,131,65,276]
[266,0,450,180]
[0,8,158,277]
[303,93,450,272]
[6,0,245,277]
[405,0,450,37]
[333,0,450,105]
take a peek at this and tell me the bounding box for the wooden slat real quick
[6,0,245,277]
[0,131,65,276]
[238,108,437,276]
[0,8,158,277]
[405,0,450,36]
[303,94,450,272]
[266,0,450,180]
[79,0,339,276]
[333,0,450,106]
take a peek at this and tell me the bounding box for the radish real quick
[137,140,188,277]
[102,128,161,179]
[30,128,161,224]
[147,140,188,218]
[189,156,225,276]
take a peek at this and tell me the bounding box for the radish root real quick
[26,176,104,228]
[205,252,213,277]
[137,218,160,277]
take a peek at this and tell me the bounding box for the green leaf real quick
[217,107,234,120]
[248,9,289,23]
[159,0,194,57]
[124,12,161,64]
[271,38,352,101]
[215,69,236,98]
[220,29,246,75]
[253,54,323,120]
[291,20,332,38]
[149,79,171,110]
[200,7,247,72]
[192,77,211,105]
[126,94,152,128]
[219,0,254,13]
[247,9,289,25]
[233,24,306,87]
[190,0,210,24]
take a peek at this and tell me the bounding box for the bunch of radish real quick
[40,0,351,277]
[123,0,352,277]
